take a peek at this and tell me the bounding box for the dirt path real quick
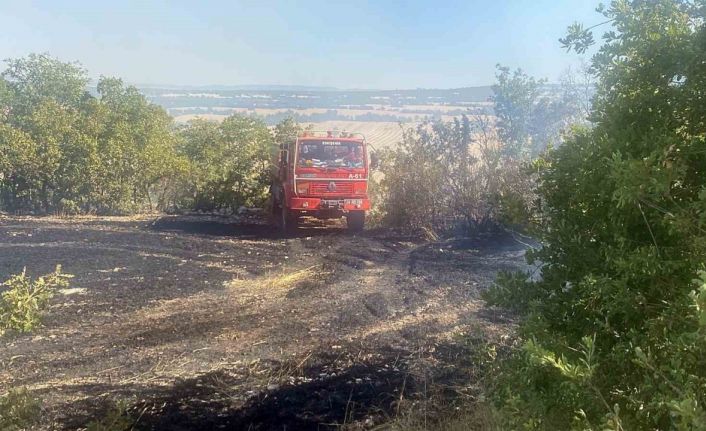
[0,215,528,430]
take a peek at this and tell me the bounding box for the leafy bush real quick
[86,400,133,431]
[0,266,71,429]
[377,116,534,234]
[485,1,706,429]
[0,388,41,431]
[0,265,72,335]
[175,115,276,211]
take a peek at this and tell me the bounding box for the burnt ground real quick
[0,214,530,430]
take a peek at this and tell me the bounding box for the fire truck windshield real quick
[297,140,364,169]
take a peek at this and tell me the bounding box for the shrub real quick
[0,265,72,335]
[377,116,533,234]
[174,116,277,212]
[86,400,133,431]
[0,388,41,431]
[0,267,74,430]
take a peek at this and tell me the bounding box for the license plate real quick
[321,199,344,208]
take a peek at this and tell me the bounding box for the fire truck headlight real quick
[302,201,309,208]
[296,183,309,194]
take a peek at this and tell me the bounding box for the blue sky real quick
[1,0,601,89]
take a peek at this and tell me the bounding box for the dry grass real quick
[262,265,322,291]
[380,406,500,431]
[304,121,412,149]
[227,264,327,293]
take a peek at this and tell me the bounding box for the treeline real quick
[254,109,417,126]
[148,86,493,111]
[0,54,299,215]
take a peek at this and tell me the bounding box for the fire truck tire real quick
[346,211,365,232]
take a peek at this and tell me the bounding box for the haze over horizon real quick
[2,0,599,89]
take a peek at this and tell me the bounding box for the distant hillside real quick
[135,84,339,92]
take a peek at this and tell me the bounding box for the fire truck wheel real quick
[346,211,365,232]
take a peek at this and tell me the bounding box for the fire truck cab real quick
[271,131,374,232]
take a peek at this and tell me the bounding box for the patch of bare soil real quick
[0,215,529,430]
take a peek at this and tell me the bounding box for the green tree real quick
[220,115,275,207]
[1,53,89,121]
[493,66,546,158]
[0,77,12,122]
[177,119,226,210]
[0,54,91,212]
[177,115,275,211]
[273,117,302,146]
[493,65,587,158]
[486,1,706,429]
[0,124,41,211]
[0,54,183,214]
[94,77,182,213]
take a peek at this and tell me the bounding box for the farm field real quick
[170,105,483,121]
[0,215,527,429]
[303,121,411,149]
[173,116,415,149]
[169,100,494,148]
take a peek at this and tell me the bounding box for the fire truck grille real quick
[309,181,354,195]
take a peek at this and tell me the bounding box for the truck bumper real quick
[289,197,371,212]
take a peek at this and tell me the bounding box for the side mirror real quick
[370,152,380,170]
[280,150,288,164]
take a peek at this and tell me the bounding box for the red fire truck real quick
[271,131,375,232]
